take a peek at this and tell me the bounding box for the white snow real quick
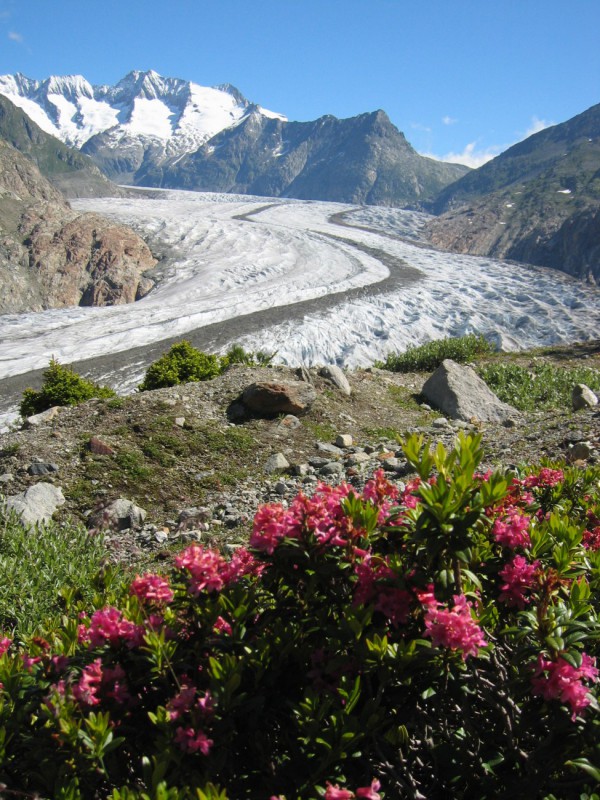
[125,98,175,138]
[0,192,598,403]
[557,189,572,194]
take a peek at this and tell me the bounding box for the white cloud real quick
[442,115,457,126]
[8,30,22,42]
[422,141,503,168]
[522,115,553,138]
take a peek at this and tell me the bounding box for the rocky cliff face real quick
[0,140,156,313]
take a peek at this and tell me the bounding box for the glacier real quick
[0,190,598,414]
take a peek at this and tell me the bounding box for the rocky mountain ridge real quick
[0,70,468,206]
[425,102,600,282]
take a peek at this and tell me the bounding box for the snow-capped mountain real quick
[0,70,286,181]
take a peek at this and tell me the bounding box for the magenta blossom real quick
[421,591,487,660]
[174,725,213,755]
[532,652,599,719]
[325,783,354,800]
[498,555,540,608]
[130,573,174,604]
[356,779,382,799]
[0,637,12,656]
[78,607,145,649]
[492,510,531,549]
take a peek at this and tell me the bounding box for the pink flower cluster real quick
[166,682,214,721]
[72,658,130,707]
[251,474,400,555]
[78,607,145,649]
[523,468,564,488]
[0,636,12,656]
[174,725,213,755]
[354,555,411,627]
[498,555,540,608]
[582,526,600,551]
[532,652,599,719]
[420,589,487,660]
[175,544,261,595]
[325,779,381,799]
[130,573,174,604]
[492,510,531,549]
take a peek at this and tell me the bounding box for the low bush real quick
[20,357,116,417]
[375,334,494,373]
[0,505,126,639]
[139,342,275,391]
[1,435,600,798]
[478,361,600,411]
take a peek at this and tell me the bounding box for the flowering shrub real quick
[1,433,600,798]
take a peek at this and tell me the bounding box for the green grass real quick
[478,362,600,411]
[0,505,127,639]
[376,334,494,373]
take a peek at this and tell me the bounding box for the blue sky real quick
[1,0,599,167]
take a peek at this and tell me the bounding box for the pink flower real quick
[356,779,382,799]
[72,659,103,706]
[130,573,174,604]
[213,616,232,635]
[492,510,531,549]
[325,783,354,799]
[532,652,599,719]
[174,725,213,754]
[523,468,564,488]
[422,593,487,660]
[582,526,600,550]
[498,555,540,608]
[375,588,412,627]
[79,607,145,649]
[0,637,12,656]
[250,503,299,554]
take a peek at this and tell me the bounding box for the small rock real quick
[264,453,290,473]
[316,442,344,456]
[27,462,59,476]
[0,473,13,483]
[292,463,310,477]
[308,456,330,468]
[175,417,186,427]
[243,381,317,417]
[88,436,115,456]
[273,480,288,495]
[319,462,344,476]
[89,498,147,531]
[432,417,450,428]
[335,434,353,448]
[274,414,301,434]
[572,384,598,411]
[22,406,63,429]
[178,507,210,530]
[345,452,371,466]
[319,365,352,396]
[568,442,593,462]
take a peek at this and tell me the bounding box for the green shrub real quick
[2,436,600,798]
[138,341,222,391]
[139,341,276,392]
[20,358,116,417]
[375,333,494,373]
[479,361,600,411]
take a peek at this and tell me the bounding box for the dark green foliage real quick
[138,342,221,391]
[138,341,275,391]
[478,361,600,411]
[20,358,116,417]
[376,334,494,373]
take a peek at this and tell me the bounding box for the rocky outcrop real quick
[0,140,156,313]
[242,381,317,417]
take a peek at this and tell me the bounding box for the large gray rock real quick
[421,359,519,423]
[572,383,598,411]
[23,406,63,429]
[319,365,352,396]
[242,381,316,417]
[89,498,147,531]
[5,483,65,526]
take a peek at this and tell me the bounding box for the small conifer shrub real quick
[375,334,494,373]
[20,358,115,417]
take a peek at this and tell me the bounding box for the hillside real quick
[1,344,598,565]
[425,102,600,281]
[0,94,121,198]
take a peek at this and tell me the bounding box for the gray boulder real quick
[264,453,290,473]
[572,383,598,411]
[5,483,65,526]
[319,365,352,396]
[89,498,147,531]
[22,406,63,429]
[421,359,519,423]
